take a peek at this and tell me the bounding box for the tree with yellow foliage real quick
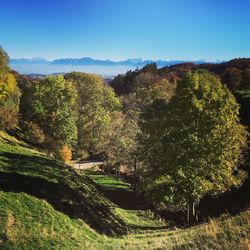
[0,48,21,129]
[59,145,72,163]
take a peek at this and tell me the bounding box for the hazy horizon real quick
[9,63,138,76]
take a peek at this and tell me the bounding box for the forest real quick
[0,46,250,249]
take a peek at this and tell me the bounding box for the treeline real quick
[1,47,249,223]
[112,58,250,94]
[18,72,120,162]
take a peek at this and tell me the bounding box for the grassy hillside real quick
[0,131,249,249]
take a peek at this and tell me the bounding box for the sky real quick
[0,0,250,61]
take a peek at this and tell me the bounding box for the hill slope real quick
[0,131,249,249]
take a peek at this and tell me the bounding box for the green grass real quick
[84,170,166,231]
[85,171,131,190]
[0,192,102,250]
[0,131,249,249]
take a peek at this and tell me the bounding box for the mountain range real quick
[10,57,221,68]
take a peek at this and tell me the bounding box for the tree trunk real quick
[187,199,195,225]
[187,199,197,225]
[134,159,137,193]
[192,202,196,222]
[134,159,137,172]
[187,202,190,224]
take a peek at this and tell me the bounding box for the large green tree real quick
[32,75,77,154]
[64,72,121,156]
[139,70,248,222]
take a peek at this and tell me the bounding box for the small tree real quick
[59,145,72,163]
[140,70,248,223]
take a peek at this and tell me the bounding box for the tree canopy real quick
[0,48,21,129]
[0,47,9,80]
[139,71,248,221]
[32,75,77,153]
[64,72,121,156]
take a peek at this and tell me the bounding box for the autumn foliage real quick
[0,48,21,129]
[59,145,72,163]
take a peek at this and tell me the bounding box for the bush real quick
[59,145,72,163]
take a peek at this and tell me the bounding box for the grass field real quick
[0,131,249,249]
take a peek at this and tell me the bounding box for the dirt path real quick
[71,161,103,170]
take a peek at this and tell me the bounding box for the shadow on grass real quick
[0,152,129,236]
[101,188,148,210]
[86,171,149,210]
[0,151,69,182]
[0,151,168,234]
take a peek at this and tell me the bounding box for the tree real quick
[16,74,35,121]
[222,67,242,91]
[0,47,9,80]
[32,75,77,154]
[240,69,250,89]
[100,111,139,174]
[100,76,175,190]
[0,48,21,130]
[139,70,248,223]
[58,145,72,163]
[64,72,121,156]
[142,63,158,74]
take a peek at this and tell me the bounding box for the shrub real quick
[59,145,72,163]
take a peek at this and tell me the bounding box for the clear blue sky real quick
[0,0,250,61]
